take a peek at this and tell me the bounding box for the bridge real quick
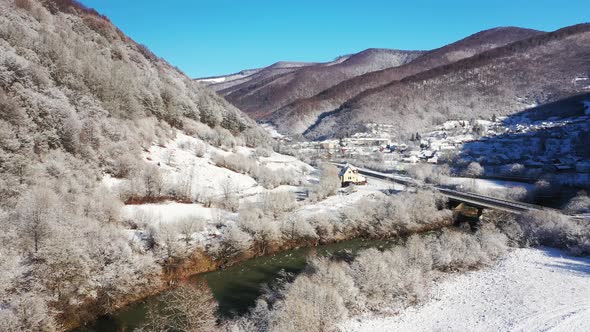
[331,162,547,214]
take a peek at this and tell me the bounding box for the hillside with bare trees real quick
[269,27,543,136]
[303,24,590,139]
[200,48,424,119]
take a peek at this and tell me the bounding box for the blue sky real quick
[80,0,589,78]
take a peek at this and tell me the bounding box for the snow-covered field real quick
[443,177,534,192]
[105,130,400,250]
[297,177,401,217]
[341,248,590,332]
[260,123,287,139]
[121,202,230,225]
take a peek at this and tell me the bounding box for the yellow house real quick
[339,164,367,186]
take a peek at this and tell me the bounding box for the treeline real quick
[225,225,508,332]
[143,205,590,332]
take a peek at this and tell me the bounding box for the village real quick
[273,100,590,189]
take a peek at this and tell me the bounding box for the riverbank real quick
[71,215,455,331]
[69,187,456,331]
[340,247,590,331]
[68,237,394,330]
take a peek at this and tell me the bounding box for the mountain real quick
[196,61,321,92]
[304,23,590,139]
[270,27,544,136]
[0,0,270,329]
[199,48,424,120]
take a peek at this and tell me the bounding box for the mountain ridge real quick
[202,47,424,119]
[304,23,590,139]
[270,26,545,136]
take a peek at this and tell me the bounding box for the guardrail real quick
[331,162,547,214]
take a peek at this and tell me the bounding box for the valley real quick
[0,1,588,332]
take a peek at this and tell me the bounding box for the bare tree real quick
[194,141,206,158]
[178,217,204,247]
[16,188,57,254]
[143,164,165,198]
[464,161,484,178]
[163,150,175,166]
[260,191,297,220]
[209,224,251,264]
[178,164,196,201]
[219,178,239,212]
[143,283,219,332]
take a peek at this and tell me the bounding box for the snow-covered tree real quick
[143,284,218,332]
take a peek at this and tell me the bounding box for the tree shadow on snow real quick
[538,247,590,276]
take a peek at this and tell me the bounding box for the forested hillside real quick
[0,0,269,330]
[270,27,542,136]
[205,48,423,119]
[304,24,590,139]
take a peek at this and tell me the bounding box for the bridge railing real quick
[331,161,550,214]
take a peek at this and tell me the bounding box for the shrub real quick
[260,191,298,219]
[269,275,348,332]
[308,163,340,202]
[14,0,33,12]
[563,191,590,214]
[143,284,218,332]
[213,152,258,175]
[239,215,280,255]
[463,161,484,178]
[194,141,206,157]
[515,210,590,255]
[505,186,529,201]
[256,167,281,189]
[111,154,140,178]
[209,224,252,262]
[255,146,272,158]
[231,226,509,330]
[507,163,525,175]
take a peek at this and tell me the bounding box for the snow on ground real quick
[197,77,227,83]
[122,202,232,225]
[107,130,407,249]
[240,184,301,204]
[260,152,312,173]
[341,248,590,332]
[145,133,258,196]
[443,177,534,192]
[260,123,286,139]
[298,178,400,217]
[101,173,125,190]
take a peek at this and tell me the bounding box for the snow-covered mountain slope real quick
[305,24,590,139]
[272,27,542,136]
[103,129,400,259]
[341,247,590,332]
[106,129,310,210]
[204,48,423,120]
[196,61,316,92]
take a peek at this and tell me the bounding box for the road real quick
[332,162,547,214]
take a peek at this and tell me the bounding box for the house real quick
[320,141,338,150]
[427,156,439,164]
[403,155,419,164]
[339,164,367,186]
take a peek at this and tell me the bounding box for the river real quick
[77,237,402,331]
